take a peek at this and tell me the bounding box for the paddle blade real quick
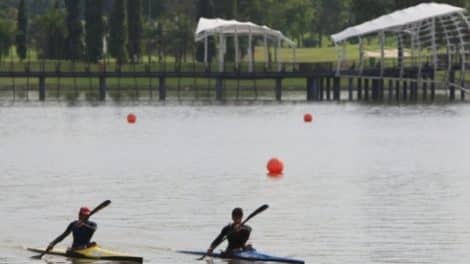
[243,204,269,224]
[30,254,42,259]
[89,200,111,217]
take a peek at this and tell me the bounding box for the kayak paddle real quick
[31,200,111,259]
[198,204,269,261]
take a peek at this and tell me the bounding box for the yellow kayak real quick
[28,244,143,263]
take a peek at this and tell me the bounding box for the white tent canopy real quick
[330,2,470,89]
[331,3,465,43]
[195,18,296,46]
[195,18,296,72]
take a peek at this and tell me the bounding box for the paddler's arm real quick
[47,223,73,250]
[206,225,230,255]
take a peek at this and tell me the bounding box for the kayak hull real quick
[178,249,304,264]
[28,244,143,263]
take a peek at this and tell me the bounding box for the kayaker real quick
[206,207,252,255]
[46,207,97,251]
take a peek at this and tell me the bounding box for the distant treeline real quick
[0,0,468,63]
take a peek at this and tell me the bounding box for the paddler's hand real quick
[46,244,54,251]
[206,247,214,256]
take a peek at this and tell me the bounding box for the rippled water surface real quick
[2,102,470,264]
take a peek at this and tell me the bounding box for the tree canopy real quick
[0,0,468,61]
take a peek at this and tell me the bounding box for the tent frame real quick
[331,3,470,92]
[195,18,296,72]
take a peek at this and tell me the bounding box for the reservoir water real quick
[1,102,470,264]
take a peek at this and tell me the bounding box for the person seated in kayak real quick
[206,207,252,255]
[46,207,97,251]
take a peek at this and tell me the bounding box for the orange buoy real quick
[267,158,284,175]
[127,113,137,124]
[304,113,313,123]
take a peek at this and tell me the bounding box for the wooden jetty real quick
[0,61,466,102]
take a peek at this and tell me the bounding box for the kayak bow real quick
[179,248,304,264]
[28,244,143,263]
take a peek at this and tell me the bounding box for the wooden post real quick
[388,79,393,101]
[395,80,400,101]
[422,78,428,101]
[159,77,166,101]
[348,77,353,101]
[319,77,324,101]
[39,76,45,101]
[430,72,435,101]
[449,70,455,101]
[333,77,340,101]
[371,79,378,100]
[357,78,362,100]
[326,77,331,100]
[461,79,466,101]
[216,78,224,101]
[307,77,316,101]
[379,79,385,100]
[99,76,106,101]
[364,78,369,101]
[411,81,417,101]
[275,78,282,101]
[403,80,408,101]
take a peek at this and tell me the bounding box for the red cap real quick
[79,207,91,216]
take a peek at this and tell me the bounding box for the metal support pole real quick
[431,18,437,78]
[380,31,385,77]
[264,33,268,70]
[248,28,253,72]
[218,33,224,72]
[359,37,364,74]
[235,26,239,71]
[277,38,282,72]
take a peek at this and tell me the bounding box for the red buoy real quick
[127,113,137,124]
[304,113,313,123]
[267,158,284,176]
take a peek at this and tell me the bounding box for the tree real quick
[30,2,67,59]
[313,0,349,47]
[65,0,83,60]
[195,0,215,63]
[143,0,166,20]
[127,0,143,62]
[393,0,466,9]
[282,0,314,46]
[85,0,104,62]
[161,14,193,69]
[351,0,392,24]
[16,0,27,60]
[109,0,128,64]
[0,18,13,61]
